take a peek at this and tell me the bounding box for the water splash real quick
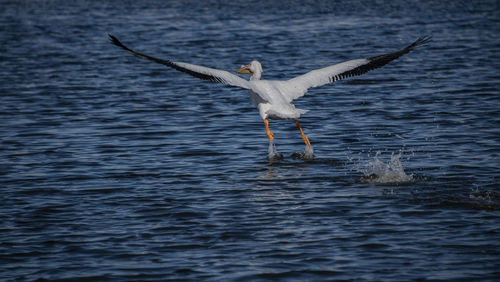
[467,189,500,210]
[303,145,314,160]
[267,141,283,161]
[291,145,314,160]
[358,151,413,183]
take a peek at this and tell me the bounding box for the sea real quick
[1,0,499,280]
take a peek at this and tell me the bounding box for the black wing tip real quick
[408,35,432,49]
[108,34,126,49]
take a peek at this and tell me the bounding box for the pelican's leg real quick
[264,118,274,142]
[264,118,282,160]
[294,119,311,148]
[294,119,313,159]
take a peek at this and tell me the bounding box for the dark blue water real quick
[1,0,499,280]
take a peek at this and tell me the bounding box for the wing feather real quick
[283,36,431,101]
[109,34,250,89]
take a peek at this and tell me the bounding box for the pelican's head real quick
[236,60,262,78]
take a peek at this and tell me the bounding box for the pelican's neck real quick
[250,71,262,81]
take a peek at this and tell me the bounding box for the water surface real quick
[1,0,499,280]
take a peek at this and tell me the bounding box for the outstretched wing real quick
[282,36,431,101]
[109,34,251,89]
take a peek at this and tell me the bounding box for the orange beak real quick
[236,64,253,75]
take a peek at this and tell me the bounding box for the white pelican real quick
[109,35,430,159]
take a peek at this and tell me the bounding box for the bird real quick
[108,34,430,159]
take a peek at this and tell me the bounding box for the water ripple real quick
[1,0,499,281]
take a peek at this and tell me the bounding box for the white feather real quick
[174,62,251,89]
